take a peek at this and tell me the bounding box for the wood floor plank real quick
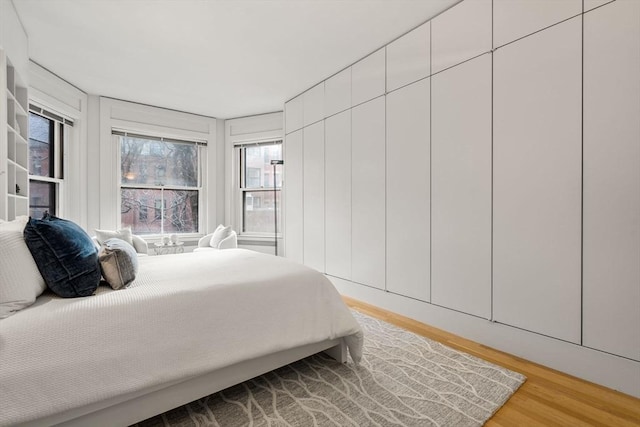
[487,402,548,427]
[343,296,640,426]
[521,382,638,427]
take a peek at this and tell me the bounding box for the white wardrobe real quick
[283,0,640,394]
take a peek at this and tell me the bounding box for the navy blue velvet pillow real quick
[24,214,101,298]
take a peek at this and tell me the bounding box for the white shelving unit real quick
[1,51,29,220]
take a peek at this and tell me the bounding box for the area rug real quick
[135,310,525,427]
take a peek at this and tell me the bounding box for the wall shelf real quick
[1,52,29,220]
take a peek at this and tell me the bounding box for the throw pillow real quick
[99,238,138,290]
[95,228,133,247]
[0,216,47,318]
[210,224,232,249]
[24,214,101,298]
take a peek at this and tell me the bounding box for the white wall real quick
[29,61,89,228]
[0,0,28,79]
[284,0,640,398]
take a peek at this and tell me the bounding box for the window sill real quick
[139,234,204,245]
[237,234,280,246]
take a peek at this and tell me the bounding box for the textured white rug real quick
[135,310,525,426]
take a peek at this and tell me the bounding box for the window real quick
[28,108,68,219]
[236,140,283,235]
[117,133,203,235]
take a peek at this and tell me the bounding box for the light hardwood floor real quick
[343,296,640,426]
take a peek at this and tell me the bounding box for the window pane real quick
[243,144,282,189]
[29,180,56,218]
[29,113,53,178]
[121,188,198,234]
[122,188,162,235]
[163,189,199,234]
[243,190,281,233]
[121,136,198,187]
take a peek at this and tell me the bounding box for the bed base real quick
[18,339,347,427]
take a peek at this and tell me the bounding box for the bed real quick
[0,249,363,427]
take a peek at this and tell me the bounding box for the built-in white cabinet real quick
[582,0,640,361]
[431,0,491,74]
[283,0,640,393]
[493,0,582,48]
[352,48,385,106]
[325,110,351,280]
[386,22,430,92]
[351,97,386,290]
[324,68,351,118]
[1,55,29,221]
[303,83,324,127]
[302,121,325,272]
[431,54,491,319]
[386,78,430,301]
[284,95,303,135]
[0,1,29,222]
[493,17,582,343]
[284,130,304,264]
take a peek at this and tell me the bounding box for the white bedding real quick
[0,249,363,426]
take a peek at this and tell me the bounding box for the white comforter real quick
[0,249,363,426]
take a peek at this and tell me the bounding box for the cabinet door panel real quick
[303,122,325,272]
[431,54,492,319]
[325,68,351,118]
[352,49,385,106]
[386,22,430,92]
[493,18,582,343]
[325,110,351,280]
[284,130,303,263]
[583,0,640,361]
[494,0,582,48]
[386,79,430,301]
[285,95,303,134]
[432,0,491,74]
[303,83,324,127]
[584,0,613,12]
[352,97,386,289]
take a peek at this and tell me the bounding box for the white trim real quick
[331,276,640,398]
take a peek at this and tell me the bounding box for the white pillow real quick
[210,224,232,249]
[95,228,133,247]
[0,216,47,318]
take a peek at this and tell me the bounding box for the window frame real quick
[27,108,67,218]
[234,139,283,238]
[116,131,205,237]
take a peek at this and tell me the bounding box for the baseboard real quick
[330,276,640,398]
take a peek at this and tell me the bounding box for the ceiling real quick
[13,0,459,119]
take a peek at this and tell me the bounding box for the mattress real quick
[0,249,363,426]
